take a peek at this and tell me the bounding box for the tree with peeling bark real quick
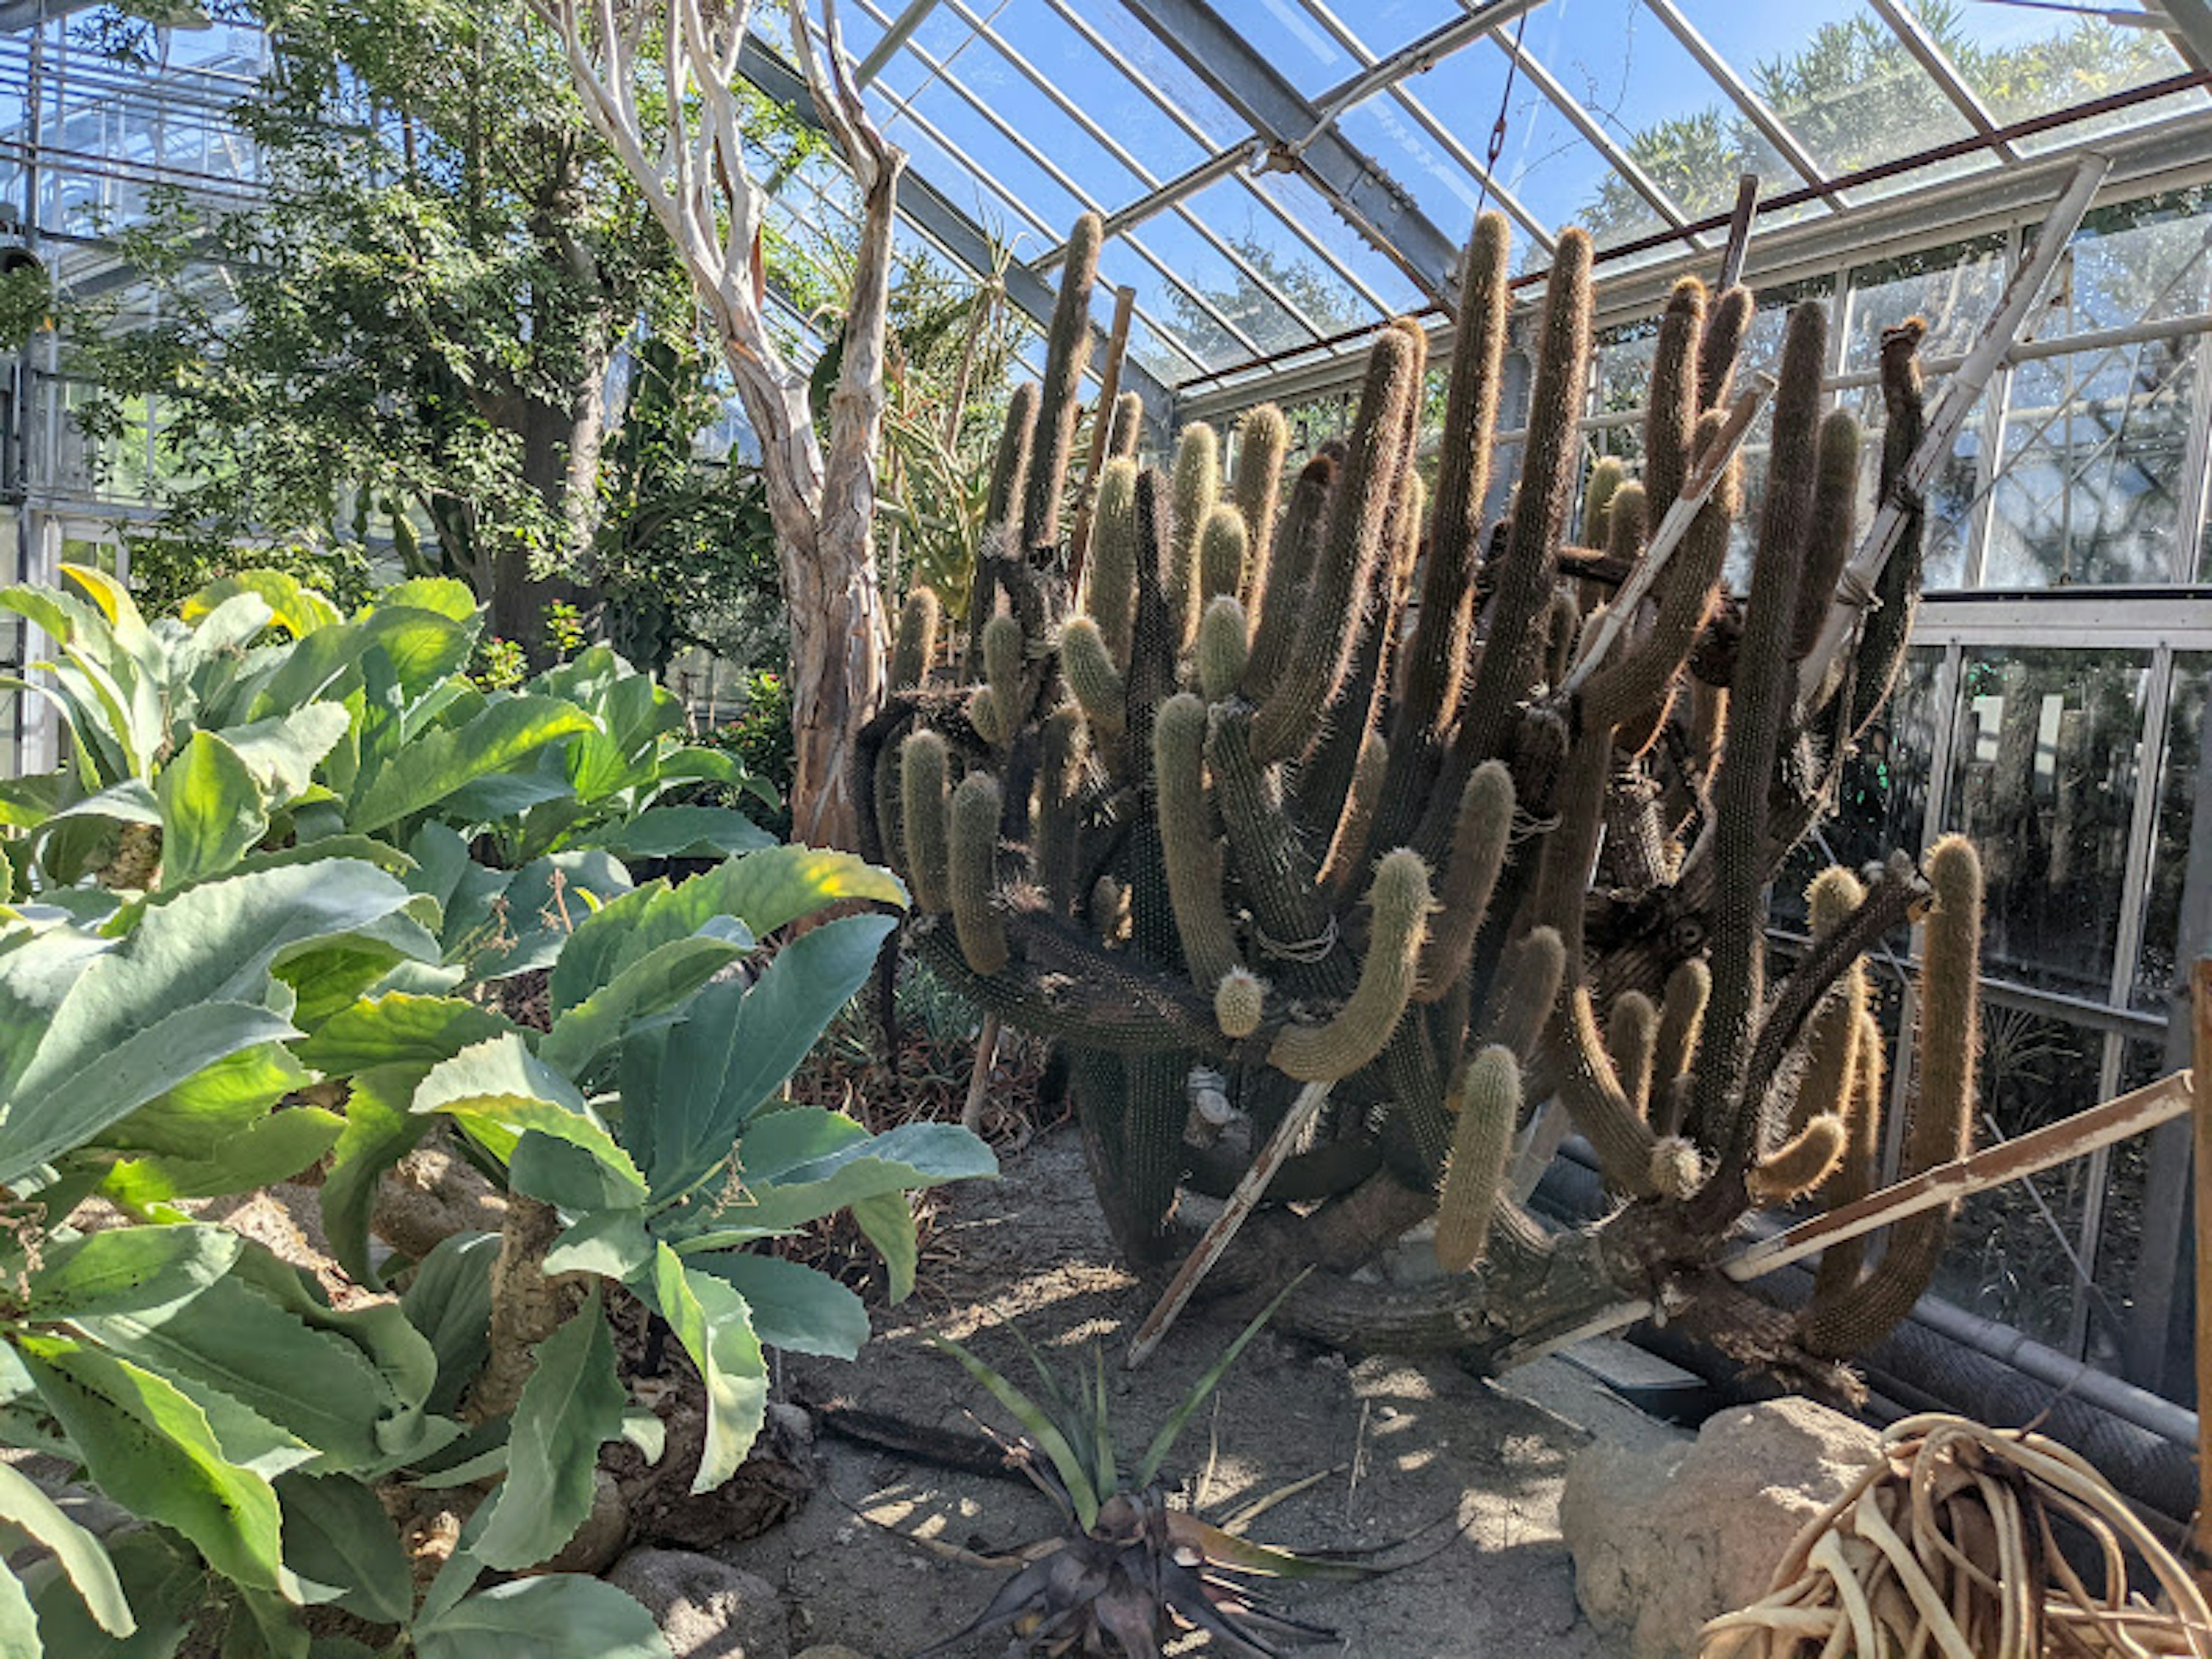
[536,0,904,850]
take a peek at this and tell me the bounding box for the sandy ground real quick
[725,1124,1678,1657]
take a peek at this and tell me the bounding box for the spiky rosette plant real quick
[921,1282,1380,1657]
[855,210,1978,1391]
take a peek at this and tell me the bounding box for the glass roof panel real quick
[1050,0,1249,149]
[1499,1,1801,243]
[1931,3,2197,147]
[1206,0,1359,96]
[980,0,1212,181]
[1245,169,1426,316]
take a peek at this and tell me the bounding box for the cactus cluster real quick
[856,209,1984,1381]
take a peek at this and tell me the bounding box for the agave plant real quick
[921,1278,1377,1658]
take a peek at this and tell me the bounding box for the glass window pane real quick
[1058,0,1248,149]
[2085,1037,2171,1374]
[1207,0,1357,96]
[1835,377,1983,593]
[1843,232,2009,373]
[2134,653,2209,1015]
[1983,340,2196,589]
[1943,646,2152,1001]
[1932,1010,2105,1348]
[983,1,1212,183]
[2058,187,2212,333]
[1935,6,2200,151]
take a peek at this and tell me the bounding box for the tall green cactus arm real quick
[1749,1113,1848,1205]
[899,730,953,914]
[1232,404,1289,606]
[949,771,1011,975]
[1698,284,1754,411]
[1694,300,1827,1165]
[892,589,940,690]
[1484,926,1566,1061]
[1643,276,1708,521]
[1790,410,1863,663]
[1022,213,1100,552]
[1790,867,1868,1135]
[1653,957,1710,1089]
[1154,692,1244,991]
[1171,422,1222,645]
[1198,503,1248,608]
[1060,616,1127,743]
[1843,320,1930,738]
[1607,989,1659,1119]
[1251,325,1422,764]
[1582,411,1739,739]
[1798,836,1979,1358]
[1415,760,1514,1002]
[1085,457,1142,665]
[1196,595,1249,705]
[1037,704,1086,915]
[969,382,1040,664]
[1267,848,1432,1082]
[982,612,1027,738]
[1452,228,1593,768]
[1242,452,1336,707]
[1809,1006,1887,1308]
[1555,983,1664,1196]
[1434,1046,1523,1273]
[1319,731,1389,900]
[1108,390,1145,459]
[1581,456,1627,550]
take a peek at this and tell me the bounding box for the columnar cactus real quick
[855,207,1983,1386]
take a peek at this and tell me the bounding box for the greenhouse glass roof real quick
[756,0,2212,407]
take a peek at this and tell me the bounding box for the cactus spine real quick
[1107,390,1144,459]
[1196,595,1249,704]
[1232,404,1289,608]
[898,730,951,914]
[948,772,1010,976]
[1154,692,1243,992]
[1415,761,1514,1001]
[1198,504,1248,607]
[1268,850,1431,1083]
[1060,616,1126,741]
[1215,967,1267,1040]
[1171,423,1221,643]
[892,588,939,690]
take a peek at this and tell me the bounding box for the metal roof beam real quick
[735,33,1176,421]
[1866,0,2018,164]
[1303,0,1547,129]
[1031,141,1261,272]
[1642,0,1845,210]
[1110,0,1463,308]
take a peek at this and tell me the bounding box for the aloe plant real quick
[0,836,993,1654]
[0,565,772,897]
[920,1277,1377,1657]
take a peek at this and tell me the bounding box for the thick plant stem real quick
[468,1194,580,1425]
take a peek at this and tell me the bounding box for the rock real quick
[1559,1395,1878,1659]
[606,1547,789,1659]
[543,1467,627,1575]
[793,1649,870,1659]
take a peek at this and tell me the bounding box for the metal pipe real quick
[1170,68,2212,397]
[1029,142,1262,274]
[853,0,943,88]
[1294,0,1548,146]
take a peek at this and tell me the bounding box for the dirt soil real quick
[724,1124,1680,1657]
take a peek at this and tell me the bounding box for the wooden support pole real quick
[2191,957,2212,1588]
[961,1012,999,1135]
[1718,173,1759,292]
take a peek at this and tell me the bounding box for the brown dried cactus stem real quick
[854,207,1978,1387]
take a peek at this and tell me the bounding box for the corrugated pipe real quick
[1531,1139,2199,1525]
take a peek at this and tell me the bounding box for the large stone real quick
[606,1547,790,1659]
[793,1649,870,1659]
[1559,1395,1878,1659]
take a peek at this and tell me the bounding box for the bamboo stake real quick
[1065,283,1136,595]
[1724,1067,2193,1283]
[1126,1079,1332,1369]
[961,1012,999,1135]
[2191,957,2212,1592]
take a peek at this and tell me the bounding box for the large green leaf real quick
[220,706,353,806]
[578,805,772,861]
[184,571,341,639]
[0,860,419,1183]
[99,1044,310,1158]
[20,1338,293,1595]
[632,912,895,1200]
[673,1115,996,1247]
[399,1232,497,1418]
[295,993,515,1075]
[317,1063,434,1289]
[536,933,746,1079]
[157,732,268,888]
[349,697,595,834]
[411,1036,643,1198]
[685,1252,869,1360]
[274,1473,411,1625]
[413,1575,669,1659]
[0,1458,132,1638]
[638,1248,766,1494]
[71,1274,399,1474]
[21,1225,243,1321]
[472,1292,626,1571]
[97,1107,344,1208]
[24,1527,200,1659]
[849,1190,922,1303]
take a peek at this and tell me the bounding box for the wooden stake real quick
[961,1013,999,1135]
[2191,957,2212,1589]
[1725,1067,2194,1283]
[1126,1079,1332,1369]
